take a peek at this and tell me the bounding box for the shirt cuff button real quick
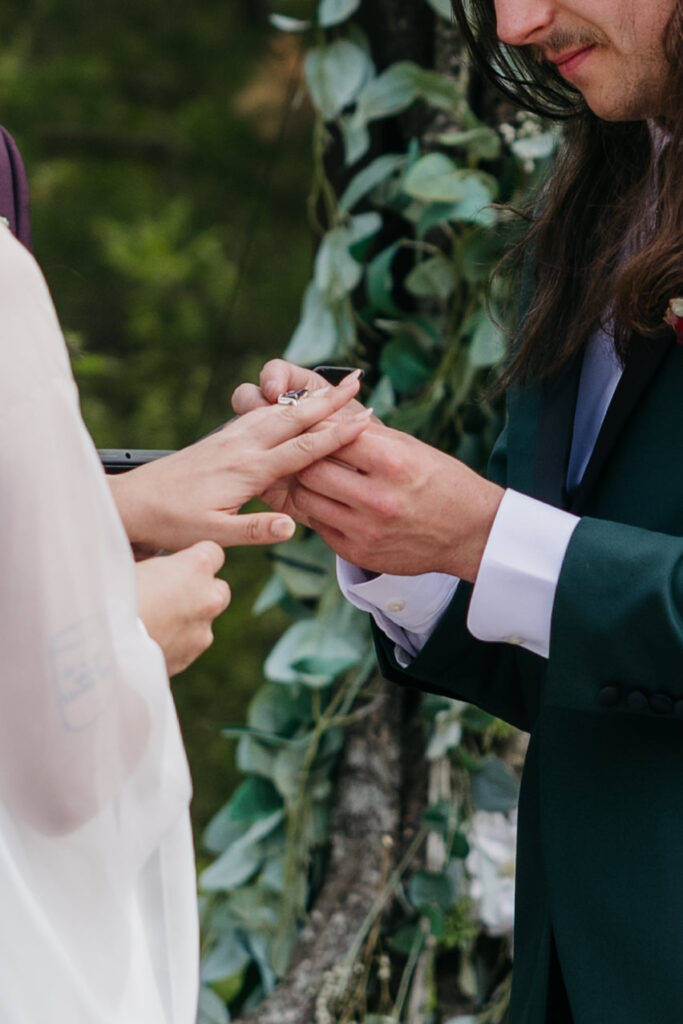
[387,600,406,613]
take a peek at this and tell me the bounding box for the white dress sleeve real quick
[0,226,198,1024]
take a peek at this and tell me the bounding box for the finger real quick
[209,512,296,548]
[263,406,373,479]
[292,482,359,536]
[296,457,368,506]
[242,369,364,449]
[188,539,226,575]
[259,359,328,405]
[231,381,270,415]
[210,578,232,616]
[310,423,392,474]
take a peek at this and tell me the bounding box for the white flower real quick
[466,810,517,939]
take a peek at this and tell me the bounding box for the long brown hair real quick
[452,0,683,386]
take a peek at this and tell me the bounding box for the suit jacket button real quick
[598,685,620,708]
[626,690,649,712]
[649,693,674,715]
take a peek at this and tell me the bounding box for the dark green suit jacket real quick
[374,332,683,1023]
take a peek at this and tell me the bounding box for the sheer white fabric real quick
[0,225,198,1021]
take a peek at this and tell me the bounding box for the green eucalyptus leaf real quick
[269,13,311,32]
[272,743,309,800]
[271,543,332,600]
[380,335,433,394]
[315,228,363,301]
[439,126,501,160]
[201,933,252,983]
[265,619,362,687]
[318,0,362,27]
[197,985,231,1024]
[408,869,456,910]
[305,40,371,120]
[245,933,278,996]
[228,776,283,824]
[388,920,425,955]
[260,857,285,893]
[445,172,497,224]
[470,756,520,813]
[412,67,463,111]
[203,807,252,856]
[200,810,285,892]
[341,112,371,165]
[284,282,338,365]
[236,734,277,779]
[424,0,454,19]
[210,886,280,932]
[469,309,506,368]
[366,242,402,315]
[424,799,457,836]
[348,211,383,244]
[405,254,455,300]
[247,682,313,736]
[367,374,395,418]
[355,61,420,122]
[462,229,504,283]
[252,575,288,615]
[339,153,406,212]
[450,832,470,859]
[403,153,463,203]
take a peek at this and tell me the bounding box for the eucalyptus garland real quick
[197,3,555,1022]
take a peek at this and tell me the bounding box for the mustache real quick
[529,28,602,63]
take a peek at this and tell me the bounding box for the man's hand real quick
[136,541,231,677]
[290,420,504,583]
[110,370,370,551]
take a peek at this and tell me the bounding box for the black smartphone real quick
[98,448,175,473]
[313,365,364,385]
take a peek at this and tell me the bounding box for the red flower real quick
[664,297,683,345]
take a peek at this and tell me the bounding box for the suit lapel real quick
[568,332,674,514]
[532,349,584,508]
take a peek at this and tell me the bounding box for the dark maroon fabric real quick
[0,127,32,251]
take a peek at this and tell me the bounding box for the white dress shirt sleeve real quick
[338,488,580,663]
[336,559,458,665]
[467,489,580,658]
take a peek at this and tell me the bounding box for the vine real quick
[198,3,555,1022]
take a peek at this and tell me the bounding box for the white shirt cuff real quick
[337,558,459,666]
[467,489,580,659]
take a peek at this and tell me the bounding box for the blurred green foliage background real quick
[0,0,315,836]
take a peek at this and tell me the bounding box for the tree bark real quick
[239,679,405,1024]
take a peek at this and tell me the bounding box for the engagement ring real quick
[277,388,309,406]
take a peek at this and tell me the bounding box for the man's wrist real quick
[442,478,505,583]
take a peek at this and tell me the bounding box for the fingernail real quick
[271,517,295,540]
[354,406,374,418]
[341,368,363,385]
[308,384,332,398]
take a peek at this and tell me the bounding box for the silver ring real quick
[277,388,308,406]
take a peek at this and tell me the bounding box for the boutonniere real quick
[664,297,683,344]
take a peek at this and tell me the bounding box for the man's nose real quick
[494,0,554,46]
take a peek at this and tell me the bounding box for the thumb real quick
[214,512,296,547]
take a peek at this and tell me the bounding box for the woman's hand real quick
[110,370,371,551]
[136,541,231,676]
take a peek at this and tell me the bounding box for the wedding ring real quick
[277,388,309,406]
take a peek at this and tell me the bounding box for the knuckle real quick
[208,580,230,617]
[293,431,317,457]
[244,517,264,543]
